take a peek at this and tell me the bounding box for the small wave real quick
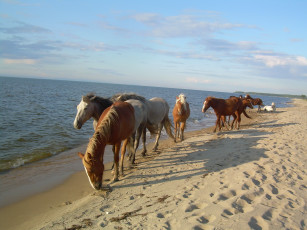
[17,138,27,142]
[0,152,53,172]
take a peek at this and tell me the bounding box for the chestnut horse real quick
[172,93,190,142]
[245,94,263,112]
[78,101,135,190]
[202,96,242,132]
[224,98,253,130]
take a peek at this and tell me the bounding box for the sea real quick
[0,76,292,207]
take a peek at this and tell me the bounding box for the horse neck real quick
[93,99,113,121]
[86,132,106,161]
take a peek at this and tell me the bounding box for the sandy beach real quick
[0,98,306,230]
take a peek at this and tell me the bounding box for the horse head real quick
[78,152,104,190]
[243,99,254,109]
[73,95,96,129]
[178,93,187,104]
[202,97,212,113]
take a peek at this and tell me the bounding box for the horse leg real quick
[236,112,241,130]
[140,127,147,157]
[153,123,162,151]
[131,125,143,164]
[222,116,229,130]
[128,132,136,160]
[174,121,178,142]
[231,114,237,130]
[111,145,115,171]
[180,121,185,141]
[213,117,218,132]
[112,142,121,182]
[120,139,129,177]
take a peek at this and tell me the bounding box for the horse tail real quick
[163,115,175,140]
[243,109,252,119]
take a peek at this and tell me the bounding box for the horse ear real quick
[78,152,84,159]
[82,96,89,103]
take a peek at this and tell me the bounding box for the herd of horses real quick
[73,92,264,190]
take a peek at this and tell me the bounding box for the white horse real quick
[124,99,148,164]
[263,102,276,112]
[145,97,174,151]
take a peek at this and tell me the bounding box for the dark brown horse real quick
[78,101,135,190]
[245,94,263,112]
[172,93,190,142]
[224,98,253,130]
[202,96,243,132]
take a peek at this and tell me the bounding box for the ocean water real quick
[0,77,292,207]
[0,77,292,172]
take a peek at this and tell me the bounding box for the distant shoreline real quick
[234,90,307,99]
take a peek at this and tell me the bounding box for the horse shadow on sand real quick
[108,121,291,190]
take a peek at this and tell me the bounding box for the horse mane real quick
[177,93,188,111]
[83,93,113,108]
[110,93,146,103]
[87,106,119,153]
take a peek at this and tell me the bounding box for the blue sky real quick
[1,0,307,95]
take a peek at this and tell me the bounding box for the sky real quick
[1,0,307,95]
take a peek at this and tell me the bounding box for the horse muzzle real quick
[93,181,102,190]
[74,121,82,129]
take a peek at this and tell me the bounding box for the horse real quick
[172,93,190,142]
[145,97,175,151]
[245,94,263,112]
[74,93,173,160]
[202,96,242,132]
[78,101,135,190]
[124,99,150,164]
[263,102,276,112]
[224,98,253,130]
[74,93,146,130]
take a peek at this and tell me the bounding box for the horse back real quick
[98,101,135,144]
[147,97,169,124]
[212,98,240,116]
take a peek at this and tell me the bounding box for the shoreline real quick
[0,118,215,208]
[0,109,257,229]
[1,99,306,229]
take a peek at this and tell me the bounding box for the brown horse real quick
[224,98,253,130]
[202,96,242,132]
[78,101,135,190]
[245,94,263,112]
[172,93,190,142]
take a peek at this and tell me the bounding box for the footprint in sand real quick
[195,214,216,224]
[270,184,279,195]
[248,216,268,230]
[221,208,235,218]
[262,209,274,221]
[213,190,236,204]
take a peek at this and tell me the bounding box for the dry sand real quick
[0,99,306,230]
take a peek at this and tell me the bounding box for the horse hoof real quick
[141,150,147,157]
[112,177,119,183]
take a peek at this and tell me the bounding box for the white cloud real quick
[4,58,36,64]
[186,77,211,84]
[254,54,307,67]
[131,13,249,38]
